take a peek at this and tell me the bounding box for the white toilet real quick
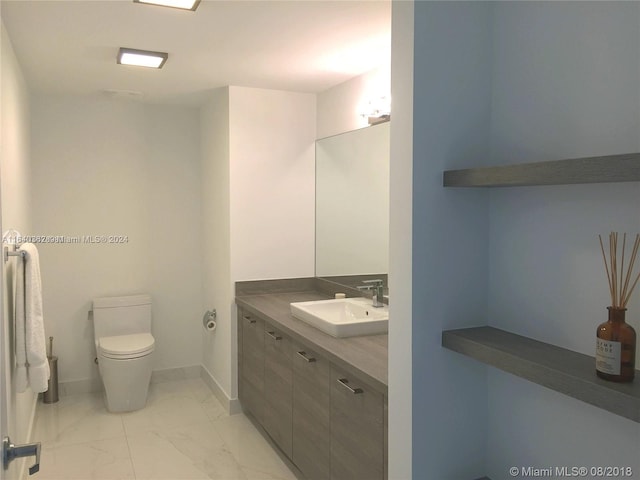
[92,294,155,413]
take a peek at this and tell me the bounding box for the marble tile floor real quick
[28,378,298,480]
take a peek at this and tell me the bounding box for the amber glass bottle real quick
[596,307,636,382]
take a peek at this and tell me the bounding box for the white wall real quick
[229,87,316,282]
[30,95,203,389]
[316,66,390,139]
[200,87,232,399]
[200,86,315,401]
[1,20,37,479]
[486,2,640,476]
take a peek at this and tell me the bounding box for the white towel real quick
[14,243,50,393]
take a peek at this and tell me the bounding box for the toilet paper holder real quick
[202,310,217,331]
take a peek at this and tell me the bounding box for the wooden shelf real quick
[442,326,640,423]
[443,153,640,187]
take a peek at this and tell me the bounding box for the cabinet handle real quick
[296,351,316,363]
[244,316,256,324]
[266,331,282,341]
[337,378,363,394]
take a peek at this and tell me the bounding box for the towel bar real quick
[3,246,26,263]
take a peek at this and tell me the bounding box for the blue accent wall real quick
[410,2,640,478]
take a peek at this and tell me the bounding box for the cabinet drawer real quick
[237,309,243,401]
[240,312,264,422]
[292,344,331,480]
[264,323,293,457]
[241,378,265,424]
[242,312,264,345]
[330,366,384,480]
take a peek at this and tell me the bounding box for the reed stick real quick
[611,232,617,306]
[599,234,614,305]
[622,271,640,308]
[600,232,640,308]
[619,233,626,305]
[621,235,640,306]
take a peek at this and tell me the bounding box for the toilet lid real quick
[99,333,154,357]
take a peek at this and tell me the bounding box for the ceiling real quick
[1,0,391,105]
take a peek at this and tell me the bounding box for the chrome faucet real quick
[357,279,385,308]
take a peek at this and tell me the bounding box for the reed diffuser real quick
[596,232,638,382]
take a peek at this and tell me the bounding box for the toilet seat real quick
[98,333,154,360]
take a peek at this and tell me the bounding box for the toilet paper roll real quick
[202,310,217,332]
[205,320,217,332]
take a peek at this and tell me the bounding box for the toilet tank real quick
[92,294,152,341]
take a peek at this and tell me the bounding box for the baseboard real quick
[59,365,201,397]
[229,397,242,415]
[200,365,241,415]
[57,364,240,414]
[150,365,201,383]
[59,376,103,396]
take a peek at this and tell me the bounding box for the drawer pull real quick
[266,331,282,341]
[244,316,256,324]
[296,351,316,363]
[337,378,363,394]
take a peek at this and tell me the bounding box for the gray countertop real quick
[236,290,388,395]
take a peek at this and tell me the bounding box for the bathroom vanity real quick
[236,278,388,480]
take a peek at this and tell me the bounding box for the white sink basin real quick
[290,297,388,338]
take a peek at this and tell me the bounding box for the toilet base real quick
[98,352,153,413]
[102,389,147,413]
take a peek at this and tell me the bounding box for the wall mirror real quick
[315,121,390,285]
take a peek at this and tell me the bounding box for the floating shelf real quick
[442,327,640,423]
[443,153,640,187]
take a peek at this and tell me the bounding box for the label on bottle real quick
[595,338,621,375]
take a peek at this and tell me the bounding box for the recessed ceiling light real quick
[134,0,200,11]
[117,48,168,69]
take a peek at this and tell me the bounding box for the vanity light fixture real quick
[133,0,200,11]
[117,48,168,69]
[359,96,391,125]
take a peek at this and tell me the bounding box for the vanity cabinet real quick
[237,306,388,480]
[330,366,385,480]
[263,322,293,458]
[292,342,331,480]
[239,310,265,423]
